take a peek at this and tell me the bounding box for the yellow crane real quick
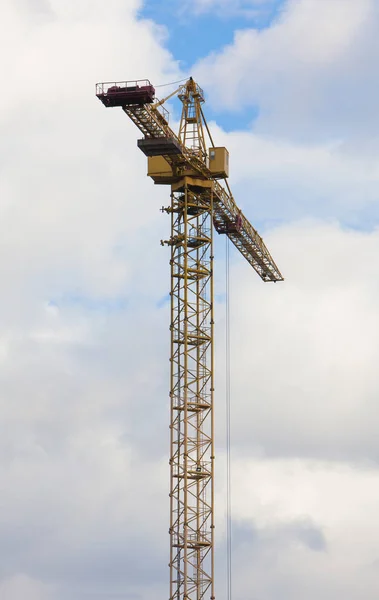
[96,76,283,600]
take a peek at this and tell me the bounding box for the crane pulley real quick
[96,76,283,600]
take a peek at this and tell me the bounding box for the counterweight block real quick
[137,137,183,157]
[96,80,155,107]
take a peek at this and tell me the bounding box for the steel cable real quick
[225,237,232,600]
[155,77,189,88]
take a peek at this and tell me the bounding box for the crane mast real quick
[96,77,283,600]
[169,79,214,600]
[169,181,214,600]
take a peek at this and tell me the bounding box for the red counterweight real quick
[96,80,155,107]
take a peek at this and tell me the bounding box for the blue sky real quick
[139,0,285,130]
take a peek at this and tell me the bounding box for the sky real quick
[1,0,379,598]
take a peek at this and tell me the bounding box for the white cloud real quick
[0,0,178,596]
[203,123,379,226]
[227,458,379,600]
[2,0,379,598]
[0,575,56,600]
[212,221,379,464]
[194,0,378,143]
[208,219,379,600]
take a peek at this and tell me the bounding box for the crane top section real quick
[96,77,204,109]
[96,77,283,282]
[178,77,205,104]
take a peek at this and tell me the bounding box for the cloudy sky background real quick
[2,0,379,598]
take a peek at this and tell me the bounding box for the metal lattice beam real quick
[169,182,215,600]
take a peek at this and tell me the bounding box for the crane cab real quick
[208,147,229,179]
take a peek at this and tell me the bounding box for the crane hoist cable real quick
[225,236,232,600]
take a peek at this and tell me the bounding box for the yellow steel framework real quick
[168,181,214,600]
[96,77,283,600]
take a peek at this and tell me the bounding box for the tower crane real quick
[96,77,283,600]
